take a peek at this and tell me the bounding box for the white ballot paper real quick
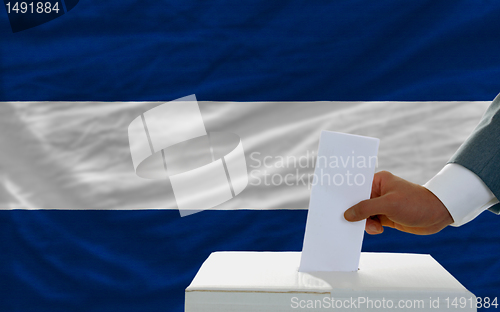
[299,131,379,272]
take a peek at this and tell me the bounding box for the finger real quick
[377,215,396,229]
[344,196,391,222]
[376,216,432,235]
[370,171,392,199]
[365,217,384,234]
[370,173,382,199]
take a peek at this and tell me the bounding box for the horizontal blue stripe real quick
[2,210,499,311]
[1,0,500,101]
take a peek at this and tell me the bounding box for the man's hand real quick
[344,171,454,235]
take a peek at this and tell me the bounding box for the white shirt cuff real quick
[423,163,499,227]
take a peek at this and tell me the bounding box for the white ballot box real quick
[185,252,476,312]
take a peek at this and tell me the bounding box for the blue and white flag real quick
[2,1,500,312]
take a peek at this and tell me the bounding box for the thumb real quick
[344,196,391,222]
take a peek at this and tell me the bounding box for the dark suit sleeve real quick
[448,93,500,214]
